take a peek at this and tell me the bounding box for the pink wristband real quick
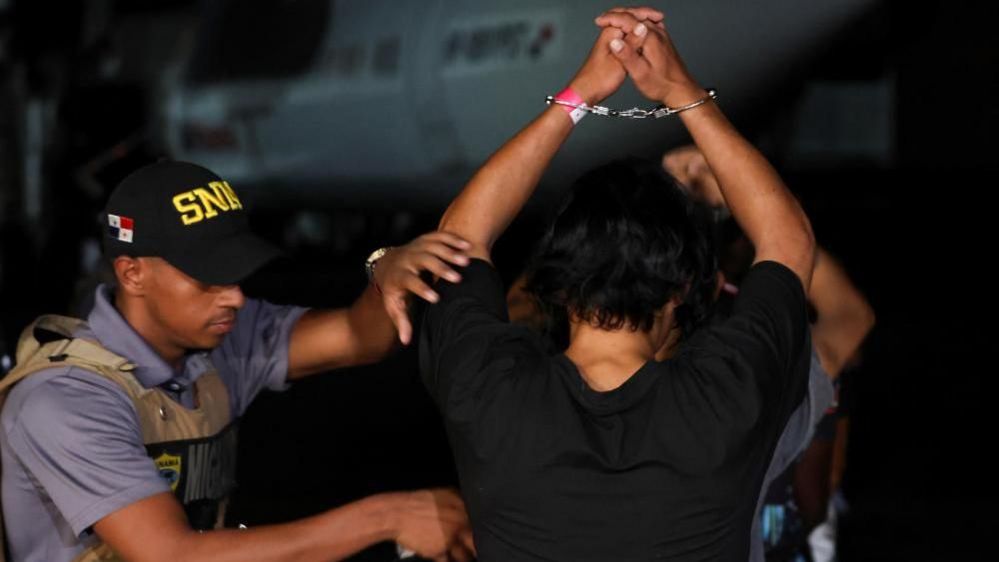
[553,87,588,125]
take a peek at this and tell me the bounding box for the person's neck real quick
[114,292,186,370]
[564,322,658,392]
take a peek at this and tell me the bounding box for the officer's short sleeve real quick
[1,369,169,536]
[211,298,308,417]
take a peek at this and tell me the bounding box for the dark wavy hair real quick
[524,158,716,337]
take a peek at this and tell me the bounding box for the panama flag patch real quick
[108,214,134,243]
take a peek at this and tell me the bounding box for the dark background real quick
[0,1,994,560]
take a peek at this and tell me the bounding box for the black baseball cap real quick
[102,161,281,285]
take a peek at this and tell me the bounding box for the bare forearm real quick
[439,106,573,259]
[678,99,815,286]
[810,248,875,377]
[344,283,398,362]
[174,495,392,562]
[287,285,396,379]
[591,9,813,281]
[96,493,402,562]
[439,25,627,259]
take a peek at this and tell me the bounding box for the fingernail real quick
[610,39,624,52]
[447,273,461,282]
[635,23,647,36]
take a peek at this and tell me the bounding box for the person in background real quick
[664,144,875,562]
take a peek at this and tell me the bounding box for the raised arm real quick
[438,24,642,260]
[598,10,816,288]
[808,248,875,378]
[663,146,874,377]
[663,146,874,378]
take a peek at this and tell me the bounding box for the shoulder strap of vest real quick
[0,315,137,397]
[1,316,133,562]
[0,317,236,560]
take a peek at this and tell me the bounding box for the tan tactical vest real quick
[0,315,236,562]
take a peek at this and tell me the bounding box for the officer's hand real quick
[372,232,470,345]
[391,488,476,562]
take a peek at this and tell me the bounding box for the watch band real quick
[365,247,391,283]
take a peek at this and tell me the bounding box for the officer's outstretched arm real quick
[93,488,475,562]
[285,232,471,379]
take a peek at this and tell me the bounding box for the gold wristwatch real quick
[365,247,391,283]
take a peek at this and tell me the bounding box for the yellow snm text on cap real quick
[172,181,244,226]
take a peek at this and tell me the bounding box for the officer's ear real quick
[113,256,147,296]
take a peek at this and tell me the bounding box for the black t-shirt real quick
[420,259,811,562]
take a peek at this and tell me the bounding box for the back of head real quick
[525,158,716,336]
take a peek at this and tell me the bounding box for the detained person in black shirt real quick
[419,7,817,562]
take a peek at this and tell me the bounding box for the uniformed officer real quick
[0,161,476,562]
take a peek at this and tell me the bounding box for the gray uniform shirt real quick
[749,346,835,562]
[1,285,307,562]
